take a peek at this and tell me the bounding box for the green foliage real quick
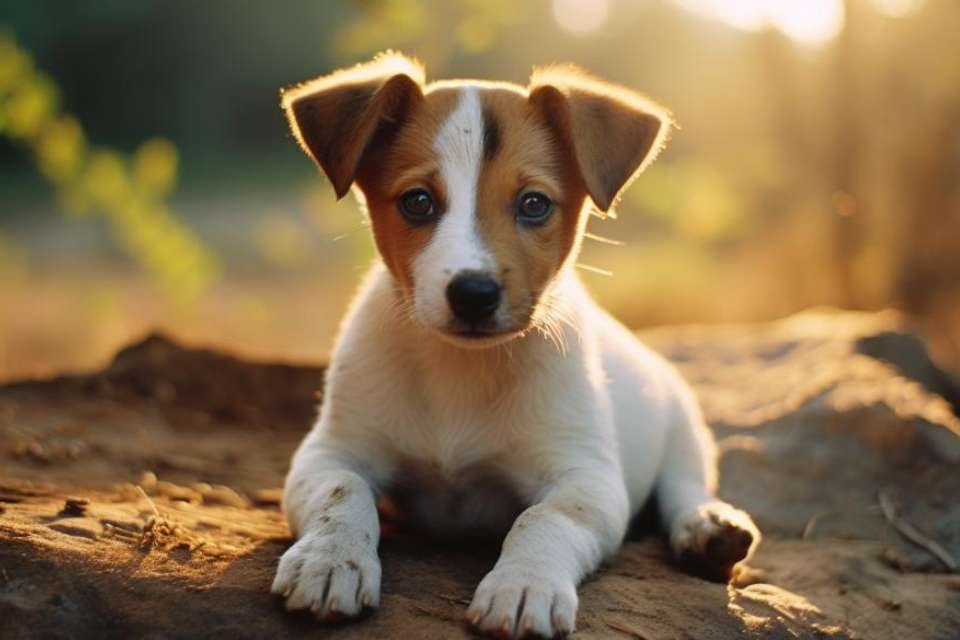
[0,31,218,304]
[627,162,753,245]
[334,0,524,57]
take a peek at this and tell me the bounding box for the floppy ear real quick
[281,52,425,198]
[528,66,672,212]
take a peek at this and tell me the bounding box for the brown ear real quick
[529,66,672,212]
[281,52,425,198]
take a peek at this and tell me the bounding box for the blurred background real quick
[1,0,958,381]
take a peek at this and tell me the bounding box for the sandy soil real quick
[1,309,959,639]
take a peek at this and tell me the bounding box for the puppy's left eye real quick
[517,192,553,225]
[398,188,435,223]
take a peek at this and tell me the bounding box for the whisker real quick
[575,263,614,277]
[583,232,624,246]
[530,291,576,356]
[332,226,368,242]
[386,286,419,330]
[537,288,584,354]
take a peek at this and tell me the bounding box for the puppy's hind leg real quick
[655,391,759,580]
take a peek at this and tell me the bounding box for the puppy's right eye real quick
[398,189,435,223]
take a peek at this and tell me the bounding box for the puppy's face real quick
[283,55,670,348]
[359,85,585,347]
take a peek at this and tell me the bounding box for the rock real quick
[0,309,958,639]
[643,309,960,551]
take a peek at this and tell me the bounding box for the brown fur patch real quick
[474,89,588,330]
[282,53,426,198]
[355,88,460,290]
[528,65,672,211]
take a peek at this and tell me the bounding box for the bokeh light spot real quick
[869,0,925,18]
[768,1,844,45]
[674,0,845,46]
[552,0,610,37]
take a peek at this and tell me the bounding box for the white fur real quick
[412,87,497,332]
[273,87,758,639]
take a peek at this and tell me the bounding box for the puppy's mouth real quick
[436,323,524,348]
[449,322,501,338]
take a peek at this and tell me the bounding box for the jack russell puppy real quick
[271,52,759,638]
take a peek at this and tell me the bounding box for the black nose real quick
[446,272,501,324]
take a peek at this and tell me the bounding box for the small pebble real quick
[60,497,89,517]
[190,482,213,496]
[203,485,248,508]
[139,471,158,492]
[155,481,202,503]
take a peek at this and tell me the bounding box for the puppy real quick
[271,52,759,638]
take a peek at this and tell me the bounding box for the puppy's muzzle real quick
[446,271,501,325]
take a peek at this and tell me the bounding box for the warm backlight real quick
[674,0,846,45]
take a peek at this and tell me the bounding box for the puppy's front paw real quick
[466,563,577,639]
[671,501,759,580]
[271,529,381,620]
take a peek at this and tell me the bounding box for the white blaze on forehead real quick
[412,87,495,327]
[428,87,491,271]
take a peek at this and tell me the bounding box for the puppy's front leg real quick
[271,437,381,619]
[467,469,629,638]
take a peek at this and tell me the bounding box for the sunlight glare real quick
[869,0,925,18]
[675,0,766,31]
[674,0,845,46]
[552,0,610,37]
[768,2,844,45]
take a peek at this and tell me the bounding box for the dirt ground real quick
[1,308,959,639]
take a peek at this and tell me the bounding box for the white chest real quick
[376,390,534,534]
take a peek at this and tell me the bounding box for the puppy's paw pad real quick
[271,531,381,620]
[705,519,755,566]
[467,565,576,639]
[672,501,760,576]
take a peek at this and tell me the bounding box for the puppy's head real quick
[282,53,671,348]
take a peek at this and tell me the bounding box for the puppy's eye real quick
[398,189,435,223]
[517,192,553,225]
